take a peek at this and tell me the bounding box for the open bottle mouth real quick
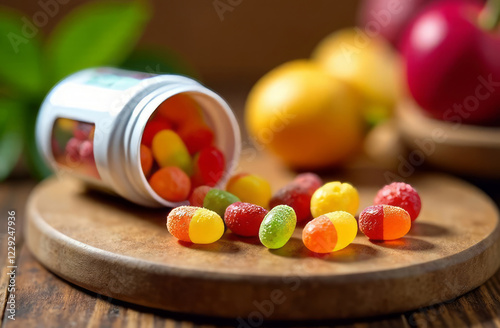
[137,90,241,207]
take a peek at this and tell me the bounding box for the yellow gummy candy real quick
[324,211,357,251]
[189,208,225,244]
[226,174,272,208]
[310,181,359,218]
[152,130,192,175]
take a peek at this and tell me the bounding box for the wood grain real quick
[0,181,35,327]
[24,165,500,320]
[5,245,500,328]
[0,235,10,324]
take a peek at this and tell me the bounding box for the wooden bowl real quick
[396,100,500,178]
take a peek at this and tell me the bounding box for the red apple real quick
[357,0,435,46]
[400,0,500,124]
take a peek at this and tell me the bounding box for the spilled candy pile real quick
[164,169,422,254]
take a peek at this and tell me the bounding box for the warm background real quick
[2,0,360,87]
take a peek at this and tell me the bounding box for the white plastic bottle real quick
[36,68,241,207]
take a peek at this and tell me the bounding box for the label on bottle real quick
[84,74,142,90]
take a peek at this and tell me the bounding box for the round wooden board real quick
[25,170,500,320]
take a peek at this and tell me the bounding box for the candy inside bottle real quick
[51,118,100,180]
[140,93,226,203]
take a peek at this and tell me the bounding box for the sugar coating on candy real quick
[203,189,240,217]
[189,208,225,244]
[152,130,192,175]
[310,182,359,217]
[189,185,212,207]
[293,173,322,193]
[192,146,225,187]
[374,182,421,221]
[224,202,268,237]
[149,167,191,202]
[382,205,411,240]
[140,145,153,177]
[167,206,198,242]
[259,205,297,249]
[302,215,337,253]
[226,173,272,208]
[358,205,384,240]
[359,205,411,240]
[167,206,224,244]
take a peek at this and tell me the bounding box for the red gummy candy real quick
[269,172,322,222]
[141,119,172,147]
[178,124,215,155]
[224,202,268,237]
[359,205,411,240]
[373,182,421,221]
[269,184,312,222]
[79,140,94,162]
[293,173,322,193]
[189,185,212,207]
[65,137,82,162]
[191,146,225,187]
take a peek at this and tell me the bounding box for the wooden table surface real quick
[2,90,500,327]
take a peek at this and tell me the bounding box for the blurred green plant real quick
[0,0,195,181]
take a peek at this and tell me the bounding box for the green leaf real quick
[0,99,25,181]
[23,105,52,180]
[0,7,44,95]
[46,0,150,84]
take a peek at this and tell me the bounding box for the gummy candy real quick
[226,173,272,208]
[374,182,421,221]
[149,166,191,202]
[167,206,224,244]
[302,211,357,253]
[224,202,268,237]
[203,189,240,217]
[359,205,411,240]
[310,181,359,217]
[259,205,296,249]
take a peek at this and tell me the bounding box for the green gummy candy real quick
[259,205,297,249]
[203,189,240,217]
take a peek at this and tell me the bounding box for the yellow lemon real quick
[312,28,402,125]
[245,60,363,169]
